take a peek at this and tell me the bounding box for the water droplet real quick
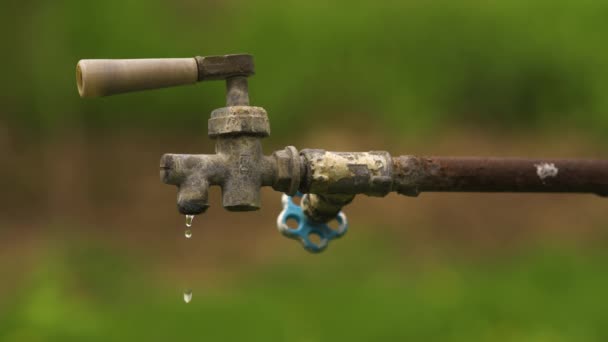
[185,215,194,227]
[183,289,192,303]
[185,229,192,239]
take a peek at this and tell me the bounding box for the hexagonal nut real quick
[208,106,270,137]
[272,146,300,195]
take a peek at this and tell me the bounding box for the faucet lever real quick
[76,54,254,98]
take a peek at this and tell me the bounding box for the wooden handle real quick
[76,58,198,97]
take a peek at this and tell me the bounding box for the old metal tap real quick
[76,53,608,253]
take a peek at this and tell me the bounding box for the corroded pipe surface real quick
[392,156,608,197]
[163,147,608,216]
[299,150,608,197]
[299,150,608,221]
[299,150,393,196]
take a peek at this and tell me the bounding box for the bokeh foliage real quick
[2,1,608,341]
[2,233,608,341]
[2,0,608,138]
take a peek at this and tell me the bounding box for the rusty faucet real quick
[76,53,608,252]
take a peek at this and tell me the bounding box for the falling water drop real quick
[185,215,194,227]
[182,216,195,302]
[183,289,192,303]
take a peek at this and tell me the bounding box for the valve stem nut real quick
[272,146,300,195]
[208,106,270,138]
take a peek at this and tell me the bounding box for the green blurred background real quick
[1,0,608,340]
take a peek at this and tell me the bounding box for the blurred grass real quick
[2,228,608,341]
[3,0,608,140]
[2,1,608,341]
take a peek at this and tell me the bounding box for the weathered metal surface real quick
[160,154,226,214]
[214,136,268,210]
[77,53,608,224]
[225,76,250,106]
[392,156,608,196]
[194,54,254,81]
[163,149,608,216]
[161,145,302,214]
[302,193,355,223]
[164,108,272,213]
[271,146,301,196]
[296,153,608,221]
[208,106,270,138]
[158,56,294,213]
[155,53,277,213]
[299,150,393,196]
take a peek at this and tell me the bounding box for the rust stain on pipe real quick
[392,156,608,197]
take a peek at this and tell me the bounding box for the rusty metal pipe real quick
[299,150,608,197]
[393,156,608,197]
[298,151,608,221]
